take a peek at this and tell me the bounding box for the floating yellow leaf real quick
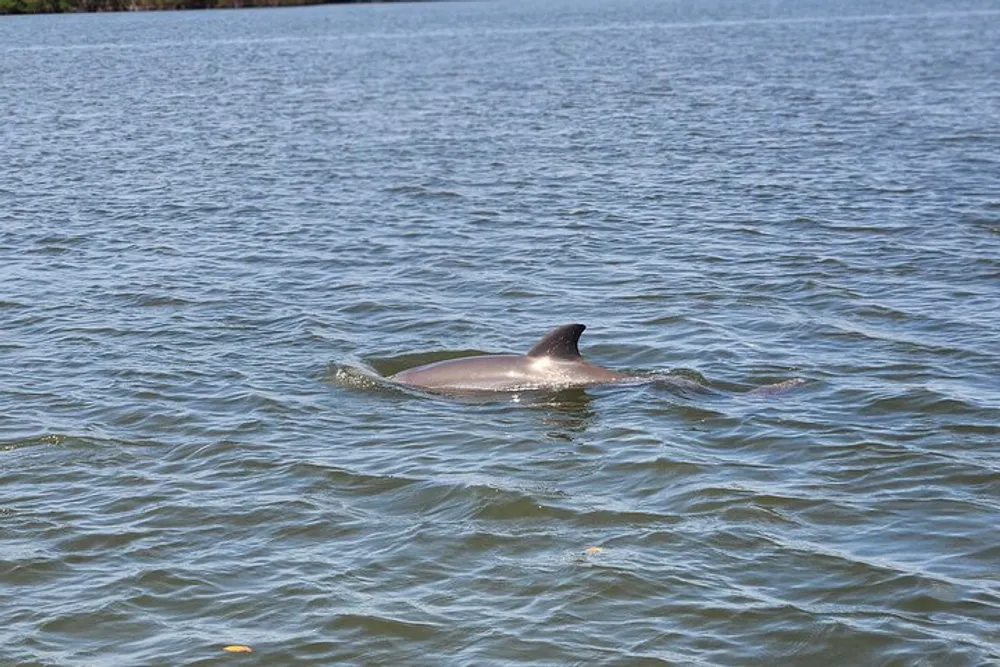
[584,546,603,555]
[223,645,253,653]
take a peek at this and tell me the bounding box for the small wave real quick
[860,386,992,417]
[381,184,463,200]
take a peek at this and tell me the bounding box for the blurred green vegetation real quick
[1,0,373,13]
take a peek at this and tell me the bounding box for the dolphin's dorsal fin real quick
[527,324,586,359]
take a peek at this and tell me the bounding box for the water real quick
[2,0,999,664]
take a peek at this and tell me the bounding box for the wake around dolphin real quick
[390,323,630,392]
[389,323,807,395]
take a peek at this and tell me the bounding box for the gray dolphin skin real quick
[390,324,634,392]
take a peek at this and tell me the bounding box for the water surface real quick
[2,0,999,664]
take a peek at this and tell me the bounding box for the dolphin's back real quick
[389,324,629,392]
[391,354,540,391]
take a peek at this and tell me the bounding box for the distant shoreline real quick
[1,0,409,15]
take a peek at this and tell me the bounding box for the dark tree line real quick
[1,0,393,13]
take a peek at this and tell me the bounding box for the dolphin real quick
[387,323,808,396]
[390,323,641,392]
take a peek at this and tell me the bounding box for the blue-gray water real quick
[2,1,1000,664]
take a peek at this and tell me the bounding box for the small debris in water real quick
[584,546,604,555]
[223,645,253,653]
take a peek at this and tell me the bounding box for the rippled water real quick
[3,0,1000,664]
